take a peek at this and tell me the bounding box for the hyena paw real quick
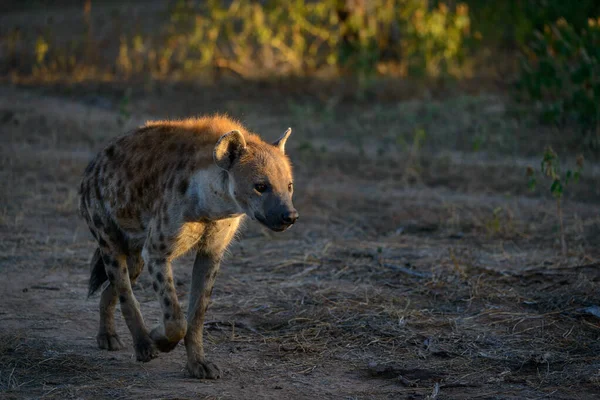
[150,320,186,353]
[134,335,158,362]
[97,333,124,351]
[187,358,222,379]
[149,326,180,353]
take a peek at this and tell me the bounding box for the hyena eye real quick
[288,183,293,192]
[254,183,268,193]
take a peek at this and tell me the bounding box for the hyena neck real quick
[185,167,244,221]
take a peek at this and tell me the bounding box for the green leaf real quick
[565,170,572,184]
[550,179,563,197]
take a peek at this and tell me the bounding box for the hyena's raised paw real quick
[134,335,159,362]
[97,333,124,351]
[151,334,180,353]
[187,358,222,379]
[149,322,186,353]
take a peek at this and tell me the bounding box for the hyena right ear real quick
[273,127,292,154]
[214,130,247,170]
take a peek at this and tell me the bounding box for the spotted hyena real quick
[78,115,298,378]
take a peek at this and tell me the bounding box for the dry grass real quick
[2,4,599,399]
[0,80,599,399]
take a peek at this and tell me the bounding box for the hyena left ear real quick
[273,127,292,154]
[214,130,247,170]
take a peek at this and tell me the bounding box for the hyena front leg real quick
[143,228,187,352]
[185,218,241,379]
[184,250,223,379]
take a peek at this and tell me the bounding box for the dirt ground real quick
[0,80,599,400]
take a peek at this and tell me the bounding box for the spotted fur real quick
[79,115,298,378]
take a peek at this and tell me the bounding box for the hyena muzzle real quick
[78,115,298,378]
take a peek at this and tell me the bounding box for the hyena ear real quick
[273,127,292,154]
[214,130,247,170]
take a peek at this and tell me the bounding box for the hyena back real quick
[78,115,298,378]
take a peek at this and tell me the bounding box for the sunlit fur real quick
[78,114,296,378]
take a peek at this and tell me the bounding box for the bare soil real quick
[0,82,599,400]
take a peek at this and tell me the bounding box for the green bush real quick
[164,0,471,79]
[517,17,600,144]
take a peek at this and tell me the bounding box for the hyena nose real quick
[282,210,299,224]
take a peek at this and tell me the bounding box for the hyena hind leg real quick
[89,247,124,350]
[89,246,155,361]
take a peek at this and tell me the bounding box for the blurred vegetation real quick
[517,18,600,146]
[2,0,600,147]
[149,0,471,80]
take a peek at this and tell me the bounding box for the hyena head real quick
[214,128,298,232]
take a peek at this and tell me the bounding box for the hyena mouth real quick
[254,213,292,232]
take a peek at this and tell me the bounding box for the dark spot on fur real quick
[98,218,129,254]
[119,295,127,303]
[152,282,159,291]
[178,179,188,195]
[163,297,171,307]
[156,272,164,283]
[92,214,104,228]
[111,260,119,268]
[159,243,167,251]
[148,264,154,274]
[122,267,127,274]
[105,146,115,159]
[107,271,115,281]
[213,191,217,195]
[164,313,171,320]
[98,237,108,248]
[94,180,102,202]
